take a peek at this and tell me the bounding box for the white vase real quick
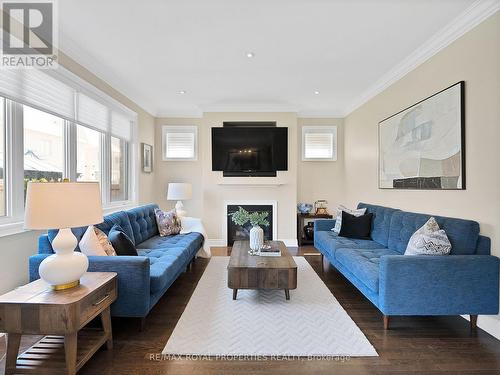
[249,225,264,251]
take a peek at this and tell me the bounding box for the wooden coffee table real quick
[227,240,297,300]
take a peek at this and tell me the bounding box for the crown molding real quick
[343,0,500,117]
[297,110,345,119]
[155,109,204,119]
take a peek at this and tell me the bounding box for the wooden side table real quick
[0,272,117,375]
[297,213,333,246]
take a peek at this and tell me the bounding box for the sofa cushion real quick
[357,203,400,247]
[127,204,159,244]
[138,247,189,293]
[335,247,400,293]
[315,230,386,258]
[388,211,480,255]
[136,232,203,253]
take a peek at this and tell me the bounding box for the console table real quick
[0,272,117,375]
[297,213,333,246]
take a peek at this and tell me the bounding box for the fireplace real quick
[225,201,277,246]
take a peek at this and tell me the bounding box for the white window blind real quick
[77,93,108,132]
[0,68,136,140]
[302,126,337,161]
[111,110,132,141]
[162,126,197,160]
[0,69,75,120]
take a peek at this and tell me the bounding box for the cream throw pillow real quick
[80,225,116,256]
[332,205,367,233]
[404,217,452,256]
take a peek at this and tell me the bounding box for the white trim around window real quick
[162,125,198,161]
[302,125,338,161]
[0,67,139,237]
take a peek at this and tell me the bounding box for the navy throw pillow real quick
[108,225,137,256]
[338,211,373,240]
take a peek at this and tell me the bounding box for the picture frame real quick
[378,81,465,190]
[142,143,153,173]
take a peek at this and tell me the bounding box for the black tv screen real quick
[212,127,287,176]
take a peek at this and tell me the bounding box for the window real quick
[110,136,128,202]
[0,66,138,233]
[162,126,197,161]
[0,97,5,216]
[23,106,65,199]
[302,126,337,161]
[77,125,101,183]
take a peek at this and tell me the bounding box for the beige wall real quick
[155,113,300,243]
[0,53,156,294]
[297,118,344,213]
[343,12,500,336]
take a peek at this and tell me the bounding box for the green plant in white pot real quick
[230,207,270,251]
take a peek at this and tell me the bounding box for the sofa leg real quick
[383,315,390,330]
[470,315,478,330]
[320,253,324,273]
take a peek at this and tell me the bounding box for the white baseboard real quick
[462,314,500,340]
[207,238,299,247]
[207,239,225,247]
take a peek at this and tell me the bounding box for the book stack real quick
[259,247,281,257]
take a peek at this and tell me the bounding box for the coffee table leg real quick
[285,289,290,300]
[5,333,21,375]
[232,289,238,300]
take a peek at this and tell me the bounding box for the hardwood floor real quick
[2,246,500,374]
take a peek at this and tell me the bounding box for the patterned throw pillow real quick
[154,208,182,236]
[94,227,117,256]
[332,205,367,233]
[405,217,452,256]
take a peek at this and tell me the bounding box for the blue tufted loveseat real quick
[29,204,203,320]
[314,203,499,329]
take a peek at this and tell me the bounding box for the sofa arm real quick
[29,254,151,318]
[379,255,500,315]
[314,219,336,232]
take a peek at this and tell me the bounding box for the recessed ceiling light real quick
[246,52,255,58]
[314,90,320,95]
[178,90,186,95]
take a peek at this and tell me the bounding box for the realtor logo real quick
[1,0,58,68]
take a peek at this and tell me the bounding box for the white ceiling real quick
[58,0,480,117]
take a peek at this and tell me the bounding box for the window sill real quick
[0,221,29,238]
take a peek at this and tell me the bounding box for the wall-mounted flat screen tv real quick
[211,127,288,177]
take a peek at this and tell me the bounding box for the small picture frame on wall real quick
[142,143,153,173]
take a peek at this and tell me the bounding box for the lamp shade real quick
[167,183,192,201]
[24,182,103,230]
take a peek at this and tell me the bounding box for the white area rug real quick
[163,256,378,357]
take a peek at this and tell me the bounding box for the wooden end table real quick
[297,212,333,246]
[228,240,297,300]
[0,272,117,375]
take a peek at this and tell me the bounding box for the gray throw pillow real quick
[405,217,452,256]
[154,208,181,236]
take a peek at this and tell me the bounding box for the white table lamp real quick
[24,182,103,290]
[167,183,192,217]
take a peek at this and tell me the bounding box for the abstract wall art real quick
[379,81,465,190]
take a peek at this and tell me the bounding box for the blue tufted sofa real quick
[29,204,203,320]
[314,203,499,329]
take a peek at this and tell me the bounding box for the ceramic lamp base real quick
[51,280,80,291]
[39,227,89,290]
[175,200,187,217]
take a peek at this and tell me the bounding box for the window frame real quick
[162,125,198,161]
[301,125,338,162]
[0,67,139,236]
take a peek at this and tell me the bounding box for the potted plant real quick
[229,207,270,251]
